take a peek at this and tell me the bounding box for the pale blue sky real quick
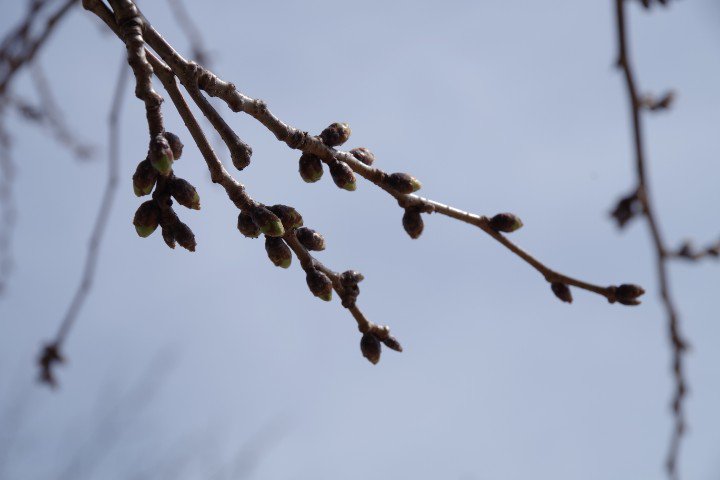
[1,1,720,479]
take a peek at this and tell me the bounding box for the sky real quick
[1,1,720,479]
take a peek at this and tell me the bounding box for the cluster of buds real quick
[339,269,364,308]
[359,327,403,365]
[298,122,359,190]
[610,190,642,228]
[236,203,300,268]
[132,132,198,251]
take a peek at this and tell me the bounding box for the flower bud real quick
[132,158,157,197]
[489,213,523,233]
[402,208,424,239]
[360,333,382,365]
[231,145,253,171]
[306,268,333,301]
[340,270,364,286]
[133,200,160,237]
[615,284,645,306]
[162,131,184,160]
[298,153,323,183]
[161,225,176,249]
[172,220,197,252]
[387,172,422,194]
[550,282,573,303]
[169,177,200,210]
[319,122,351,147]
[610,192,640,229]
[329,160,356,191]
[382,335,403,352]
[265,236,292,268]
[150,134,174,175]
[237,211,260,238]
[250,206,285,237]
[295,227,325,251]
[349,147,375,166]
[268,204,303,230]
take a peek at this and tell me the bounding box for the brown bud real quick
[295,227,325,251]
[231,144,253,171]
[382,335,403,352]
[402,208,424,239]
[360,333,382,365]
[349,147,375,166]
[299,153,323,183]
[610,192,640,229]
[161,225,176,249]
[615,284,645,306]
[329,160,356,191]
[250,206,285,237]
[265,236,292,268]
[132,158,158,197]
[387,172,422,194]
[268,204,303,230]
[169,177,200,210]
[162,131,184,160]
[306,268,333,301]
[340,270,364,286]
[319,122,351,147]
[173,220,197,252]
[489,213,523,233]
[551,282,573,304]
[237,211,260,238]
[133,200,160,237]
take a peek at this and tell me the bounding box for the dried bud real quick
[676,241,694,259]
[306,268,333,301]
[133,200,160,237]
[340,270,365,286]
[319,122,351,147]
[150,134,174,175]
[38,343,64,388]
[551,282,573,304]
[132,158,157,197]
[349,147,375,166]
[295,227,325,251]
[489,213,523,233]
[402,208,424,239]
[615,284,645,306]
[360,333,382,365]
[298,153,324,183]
[268,204,303,230]
[162,131,184,160]
[382,335,403,352]
[265,236,292,268]
[237,211,260,238]
[250,206,285,237]
[387,172,422,194]
[173,220,197,252]
[610,192,640,229]
[169,177,200,210]
[328,160,356,191]
[651,91,675,111]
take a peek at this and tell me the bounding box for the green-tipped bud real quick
[402,208,424,239]
[163,131,184,160]
[382,335,403,352]
[132,158,157,197]
[298,153,323,183]
[268,204,303,230]
[360,333,382,365]
[319,122,351,147]
[306,268,333,300]
[295,227,325,251]
[614,283,645,306]
[387,172,421,194]
[265,236,292,268]
[489,213,523,233]
[250,206,285,237]
[133,200,160,237]
[349,147,375,166]
[329,160,356,191]
[150,134,174,175]
[340,270,364,286]
[237,211,260,238]
[169,177,200,210]
[173,221,197,252]
[551,282,573,304]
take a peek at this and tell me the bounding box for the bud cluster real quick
[359,329,403,365]
[340,269,364,308]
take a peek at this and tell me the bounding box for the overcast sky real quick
[1,1,720,479]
